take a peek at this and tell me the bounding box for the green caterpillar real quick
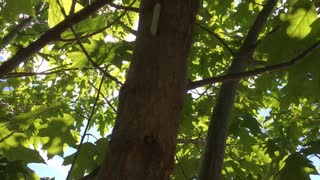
[150,3,161,36]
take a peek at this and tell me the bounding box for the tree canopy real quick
[0,0,320,179]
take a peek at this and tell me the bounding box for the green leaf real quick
[172,156,199,179]
[278,153,318,180]
[0,156,40,180]
[94,138,109,163]
[46,0,83,27]
[180,94,194,134]
[4,147,45,164]
[68,51,87,68]
[301,140,320,156]
[4,101,66,131]
[38,114,77,158]
[63,142,99,179]
[280,6,318,39]
[2,0,35,22]
[240,114,262,135]
[0,131,29,150]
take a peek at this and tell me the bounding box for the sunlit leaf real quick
[38,114,77,158]
[280,6,318,39]
[46,0,83,27]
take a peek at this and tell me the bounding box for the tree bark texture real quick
[97,0,198,179]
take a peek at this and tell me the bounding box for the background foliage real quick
[0,0,320,179]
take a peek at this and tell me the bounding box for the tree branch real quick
[188,40,320,90]
[0,0,113,77]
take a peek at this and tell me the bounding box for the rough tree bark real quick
[197,0,278,179]
[96,0,198,179]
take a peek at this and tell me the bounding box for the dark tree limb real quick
[0,0,113,77]
[188,40,320,90]
[197,0,279,179]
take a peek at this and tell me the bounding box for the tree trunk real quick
[97,0,198,179]
[197,0,278,179]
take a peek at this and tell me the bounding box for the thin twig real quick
[195,130,204,154]
[195,23,235,56]
[255,25,280,47]
[88,80,118,114]
[118,21,138,36]
[188,40,320,90]
[57,0,122,85]
[60,0,138,42]
[1,68,90,79]
[177,138,204,145]
[70,26,123,85]
[56,0,68,16]
[66,1,139,85]
[59,10,127,42]
[107,2,139,12]
[0,131,16,143]
[66,74,105,180]
[175,155,189,180]
[85,133,99,141]
[70,0,77,15]
[247,0,265,6]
